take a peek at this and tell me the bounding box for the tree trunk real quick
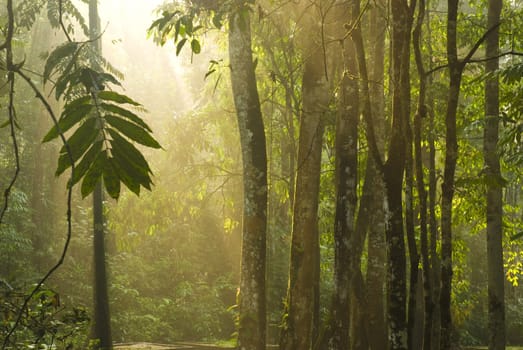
[366,1,388,348]
[92,185,112,350]
[228,7,268,350]
[413,0,434,347]
[484,0,505,348]
[281,47,328,350]
[440,1,461,348]
[385,0,413,348]
[330,26,359,350]
[89,2,112,349]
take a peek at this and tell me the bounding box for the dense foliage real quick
[1,0,523,349]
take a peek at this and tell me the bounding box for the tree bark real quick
[413,0,434,347]
[386,0,413,347]
[330,25,359,350]
[89,2,112,349]
[484,0,505,348]
[440,1,462,348]
[281,46,328,350]
[366,1,388,348]
[228,7,268,350]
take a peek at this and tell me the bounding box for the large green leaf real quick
[109,130,153,190]
[43,41,79,83]
[43,103,93,142]
[55,118,99,176]
[97,91,141,106]
[103,158,121,199]
[105,115,161,149]
[101,103,152,132]
[111,147,152,191]
[108,128,152,174]
[80,151,106,198]
[67,140,103,186]
[110,157,141,195]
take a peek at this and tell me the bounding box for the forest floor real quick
[114,342,278,350]
[114,342,234,350]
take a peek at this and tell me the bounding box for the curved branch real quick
[2,69,76,350]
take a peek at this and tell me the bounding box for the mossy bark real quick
[228,7,268,350]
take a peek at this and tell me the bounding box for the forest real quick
[0,0,522,349]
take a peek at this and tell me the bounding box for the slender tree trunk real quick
[413,0,433,347]
[386,0,413,347]
[440,1,461,348]
[426,2,441,347]
[228,7,268,350]
[366,1,388,348]
[92,186,112,350]
[89,2,112,349]
[405,113,420,350]
[282,47,328,350]
[484,0,505,348]
[330,26,359,350]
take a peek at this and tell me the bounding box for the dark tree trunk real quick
[484,0,505,348]
[281,47,328,350]
[92,185,112,350]
[330,23,359,350]
[413,0,433,347]
[385,0,414,347]
[440,1,461,348]
[89,2,112,349]
[366,1,388,348]
[228,7,268,350]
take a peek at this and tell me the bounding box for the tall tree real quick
[89,1,112,349]
[413,0,434,347]
[484,0,505,348]
[228,3,268,350]
[330,5,359,348]
[281,5,330,349]
[365,0,388,348]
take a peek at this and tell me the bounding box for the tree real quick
[88,1,113,349]
[228,3,268,350]
[280,3,330,348]
[330,3,359,348]
[484,0,505,348]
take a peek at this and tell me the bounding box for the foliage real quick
[41,38,161,199]
[1,285,90,349]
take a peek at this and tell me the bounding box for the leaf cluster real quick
[42,39,161,199]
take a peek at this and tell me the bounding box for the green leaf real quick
[111,145,152,192]
[59,117,99,160]
[105,115,161,149]
[103,158,121,199]
[80,151,106,198]
[176,38,187,56]
[510,231,523,241]
[55,117,99,176]
[212,12,223,28]
[43,103,93,142]
[108,129,152,174]
[97,91,141,106]
[44,42,79,83]
[110,157,141,195]
[69,140,103,186]
[108,129,154,191]
[101,103,152,132]
[191,39,201,54]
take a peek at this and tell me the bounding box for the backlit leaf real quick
[103,158,121,199]
[43,103,93,142]
[97,91,141,106]
[101,103,152,132]
[105,115,161,149]
[80,151,106,198]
